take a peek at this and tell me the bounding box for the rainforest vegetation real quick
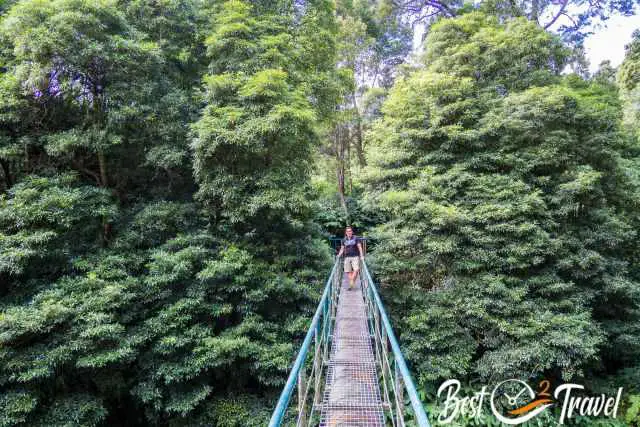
[0,0,639,425]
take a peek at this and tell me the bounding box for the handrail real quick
[269,257,430,426]
[362,260,431,427]
[328,236,368,256]
[268,259,339,427]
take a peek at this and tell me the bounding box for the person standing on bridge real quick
[336,226,364,290]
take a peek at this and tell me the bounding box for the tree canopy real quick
[0,0,639,426]
[363,11,640,392]
[389,0,640,44]
[0,1,334,425]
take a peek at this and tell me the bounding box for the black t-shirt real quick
[342,236,359,257]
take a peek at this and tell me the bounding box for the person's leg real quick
[343,257,353,287]
[352,263,360,288]
[348,258,359,289]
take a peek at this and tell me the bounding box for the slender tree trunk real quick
[0,159,13,190]
[335,126,350,223]
[337,167,349,223]
[24,141,29,174]
[346,130,353,193]
[351,92,367,167]
[98,150,108,188]
[97,150,112,244]
[530,0,540,21]
[354,119,366,167]
[102,221,112,245]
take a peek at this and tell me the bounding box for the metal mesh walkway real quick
[319,272,385,426]
[269,258,430,427]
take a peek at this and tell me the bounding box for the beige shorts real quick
[343,256,360,273]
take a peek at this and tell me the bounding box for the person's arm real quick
[337,244,344,257]
[357,242,364,260]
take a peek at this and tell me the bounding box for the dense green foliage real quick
[0,1,333,425]
[363,10,640,401]
[0,0,638,425]
[620,31,640,144]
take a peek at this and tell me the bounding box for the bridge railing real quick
[328,236,368,256]
[361,260,431,427]
[268,259,341,427]
[269,257,430,427]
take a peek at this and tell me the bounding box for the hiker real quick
[336,226,364,290]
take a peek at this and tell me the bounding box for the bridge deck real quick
[320,271,385,426]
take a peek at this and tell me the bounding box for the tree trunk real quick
[24,141,29,174]
[0,159,13,190]
[98,150,108,187]
[351,92,367,167]
[97,150,112,244]
[530,0,540,21]
[346,130,353,193]
[337,167,349,223]
[335,126,350,223]
[354,119,366,167]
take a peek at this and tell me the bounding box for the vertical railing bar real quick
[297,310,326,426]
[312,327,322,407]
[395,362,405,427]
[380,321,396,427]
[323,296,330,364]
[379,310,405,427]
[297,367,306,427]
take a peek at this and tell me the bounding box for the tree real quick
[0,0,197,205]
[0,0,336,424]
[619,30,640,143]
[192,0,337,237]
[387,0,640,44]
[363,12,640,387]
[193,1,312,225]
[319,0,413,222]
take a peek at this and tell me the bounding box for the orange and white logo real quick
[490,379,554,424]
[437,379,623,425]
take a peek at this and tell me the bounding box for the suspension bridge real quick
[269,254,431,426]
